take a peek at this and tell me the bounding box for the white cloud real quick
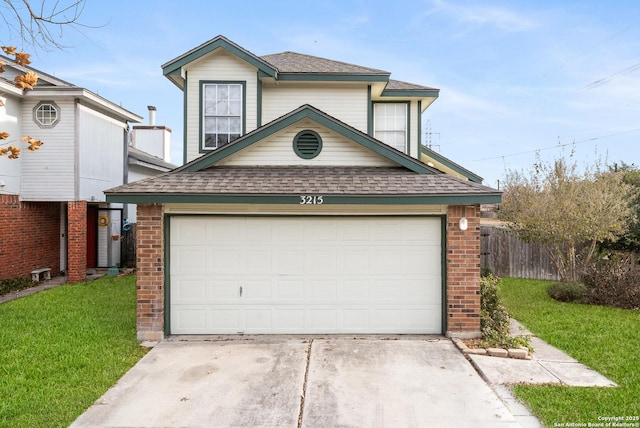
[425,0,538,33]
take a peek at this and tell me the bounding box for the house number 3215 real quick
[300,195,324,205]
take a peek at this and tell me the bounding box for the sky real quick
[2,0,639,188]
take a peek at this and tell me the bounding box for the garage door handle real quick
[239,286,243,297]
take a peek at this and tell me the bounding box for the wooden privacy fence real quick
[480,225,560,281]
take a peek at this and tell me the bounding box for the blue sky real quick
[3,0,640,187]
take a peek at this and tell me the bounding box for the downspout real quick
[74,98,80,200]
[122,123,129,221]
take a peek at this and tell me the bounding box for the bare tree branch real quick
[1,0,92,50]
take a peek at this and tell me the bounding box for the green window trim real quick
[198,80,247,154]
[373,101,410,153]
[293,130,323,159]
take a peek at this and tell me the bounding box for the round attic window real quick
[293,130,322,160]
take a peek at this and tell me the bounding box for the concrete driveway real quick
[71,337,523,427]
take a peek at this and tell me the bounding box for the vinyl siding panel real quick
[262,83,368,132]
[20,99,76,200]
[78,104,127,202]
[0,93,22,194]
[184,49,258,163]
[217,119,396,167]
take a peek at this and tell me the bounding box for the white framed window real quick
[374,103,407,152]
[34,102,59,127]
[202,83,243,150]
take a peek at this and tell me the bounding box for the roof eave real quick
[420,145,484,183]
[106,192,502,205]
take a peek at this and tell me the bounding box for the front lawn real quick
[499,277,640,427]
[0,275,147,428]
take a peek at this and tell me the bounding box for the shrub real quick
[547,281,587,303]
[581,252,640,309]
[480,274,531,350]
[0,277,38,296]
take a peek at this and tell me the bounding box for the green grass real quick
[0,275,148,428]
[499,277,640,427]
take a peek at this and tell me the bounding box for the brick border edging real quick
[451,337,531,360]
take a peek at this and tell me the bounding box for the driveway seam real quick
[297,339,313,428]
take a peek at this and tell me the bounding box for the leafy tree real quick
[0,46,43,158]
[500,152,638,282]
[600,163,640,252]
[1,1,88,158]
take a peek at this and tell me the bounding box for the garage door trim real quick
[164,214,447,335]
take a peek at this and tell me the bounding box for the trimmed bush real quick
[480,274,531,350]
[581,252,640,309]
[0,277,38,296]
[547,281,587,303]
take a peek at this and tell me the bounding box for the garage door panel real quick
[170,216,442,334]
[338,248,369,273]
[275,280,305,300]
[210,249,239,273]
[338,280,370,300]
[308,250,337,272]
[173,278,208,301]
[242,249,273,273]
[171,249,209,273]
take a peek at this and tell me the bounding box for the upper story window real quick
[202,82,243,150]
[34,102,59,127]
[373,103,407,152]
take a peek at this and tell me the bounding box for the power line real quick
[580,61,640,91]
[470,127,640,162]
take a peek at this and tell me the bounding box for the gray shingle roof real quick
[106,166,499,196]
[261,52,390,75]
[386,79,438,91]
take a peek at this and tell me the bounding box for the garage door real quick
[169,216,442,334]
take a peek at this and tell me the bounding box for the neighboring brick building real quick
[0,56,174,282]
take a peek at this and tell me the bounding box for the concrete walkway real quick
[469,319,616,388]
[465,319,617,428]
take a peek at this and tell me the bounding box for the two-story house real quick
[0,56,174,283]
[106,35,501,340]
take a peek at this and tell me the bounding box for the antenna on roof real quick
[425,119,440,151]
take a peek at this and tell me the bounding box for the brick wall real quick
[136,203,164,341]
[0,194,60,280]
[446,204,481,338]
[67,201,87,282]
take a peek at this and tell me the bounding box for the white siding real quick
[0,93,22,194]
[184,49,258,163]
[217,119,395,167]
[20,98,76,200]
[262,83,368,132]
[131,127,171,161]
[78,104,127,202]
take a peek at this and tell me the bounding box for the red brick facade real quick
[135,204,165,341]
[67,201,87,283]
[0,194,61,280]
[446,204,481,338]
[134,204,483,340]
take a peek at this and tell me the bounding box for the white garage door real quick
[169,216,442,334]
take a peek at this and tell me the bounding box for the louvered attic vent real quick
[293,130,323,159]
